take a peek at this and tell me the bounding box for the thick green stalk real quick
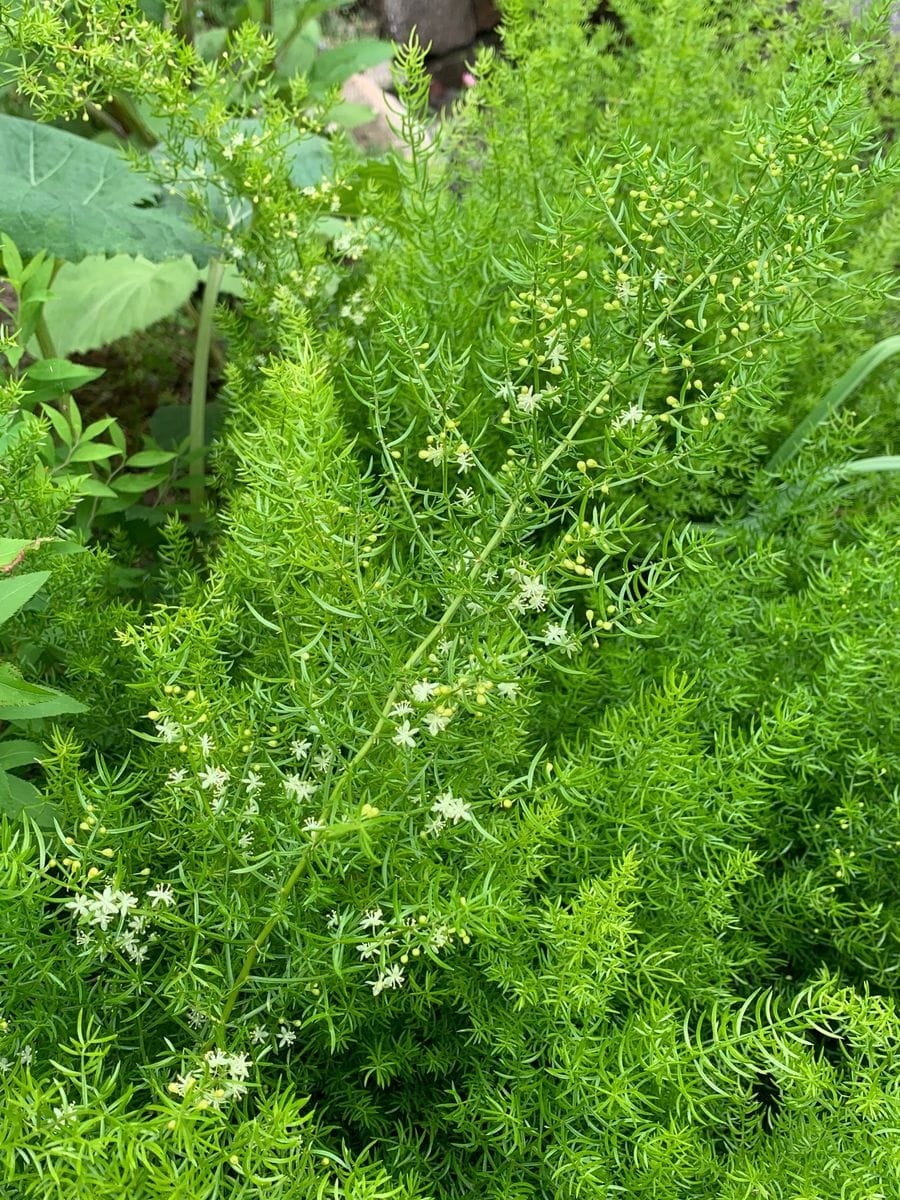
[34,316,57,360]
[189,258,225,514]
[33,259,62,359]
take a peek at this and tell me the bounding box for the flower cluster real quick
[65,881,175,964]
[426,789,472,834]
[322,903,472,1000]
[168,1048,253,1109]
[417,424,477,475]
[509,569,550,613]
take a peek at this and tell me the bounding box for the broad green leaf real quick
[40,541,86,558]
[211,262,247,298]
[0,739,41,770]
[195,28,228,60]
[766,336,900,474]
[111,470,170,493]
[68,396,83,440]
[81,417,118,441]
[313,216,347,239]
[73,477,119,498]
[151,401,223,449]
[126,449,177,467]
[0,232,22,278]
[274,18,319,79]
[22,359,104,408]
[20,249,54,289]
[136,0,166,19]
[308,39,393,94]
[322,100,379,129]
[0,571,49,626]
[109,423,127,454]
[0,769,58,828]
[287,135,333,190]
[0,114,211,263]
[90,496,135,517]
[24,358,104,385]
[68,442,122,464]
[39,254,201,358]
[41,402,73,446]
[340,156,403,217]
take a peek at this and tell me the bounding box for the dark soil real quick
[69,312,224,452]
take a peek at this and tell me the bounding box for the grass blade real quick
[765,336,900,475]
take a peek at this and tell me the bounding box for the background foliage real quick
[0,0,899,1196]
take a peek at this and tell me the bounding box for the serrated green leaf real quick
[0,665,87,719]
[0,664,55,705]
[122,504,169,526]
[0,571,49,626]
[0,114,211,263]
[39,254,201,358]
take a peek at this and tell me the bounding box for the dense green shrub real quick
[1,1,899,1196]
